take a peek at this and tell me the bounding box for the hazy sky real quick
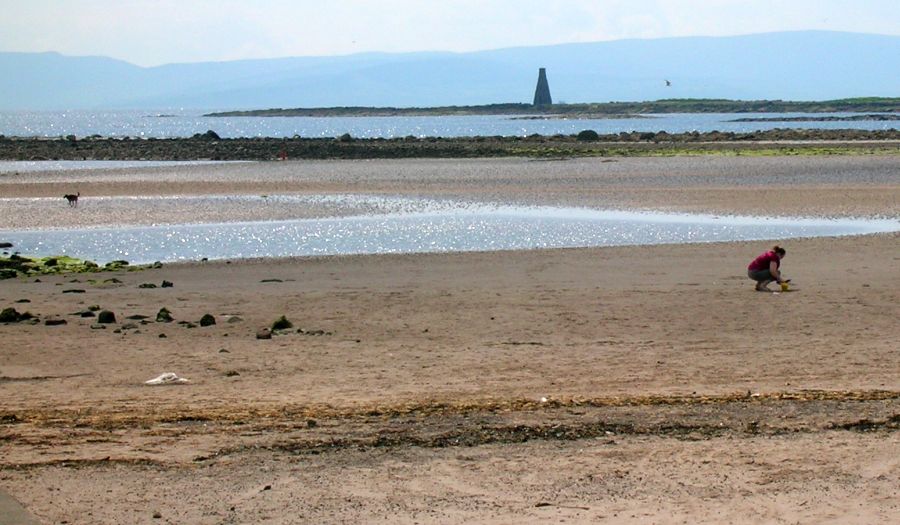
[2,0,898,66]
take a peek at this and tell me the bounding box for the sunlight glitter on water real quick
[1,197,898,264]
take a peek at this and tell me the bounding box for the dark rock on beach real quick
[0,307,22,323]
[156,308,174,323]
[0,307,35,323]
[104,260,130,271]
[0,255,33,279]
[576,129,600,141]
[194,130,221,140]
[97,310,117,324]
[271,316,293,331]
[199,314,216,327]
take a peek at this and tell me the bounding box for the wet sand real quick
[1,155,899,524]
[2,156,900,229]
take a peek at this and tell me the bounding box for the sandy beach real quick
[1,155,899,524]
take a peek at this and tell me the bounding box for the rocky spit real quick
[1,128,899,161]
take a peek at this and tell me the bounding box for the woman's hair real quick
[772,245,786,255]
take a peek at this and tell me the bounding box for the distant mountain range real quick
[1,31,898,111]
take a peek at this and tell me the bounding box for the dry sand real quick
[1,156,899,524]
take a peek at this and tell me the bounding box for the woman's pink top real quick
[748,251,781,271]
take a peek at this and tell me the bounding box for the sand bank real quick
[1,156,899,230]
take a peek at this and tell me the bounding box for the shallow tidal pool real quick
[2,196,898,264]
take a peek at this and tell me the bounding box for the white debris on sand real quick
[144,372,190,385]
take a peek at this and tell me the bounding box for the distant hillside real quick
[1,31,898,110]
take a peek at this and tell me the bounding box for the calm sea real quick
[0,110,896,139]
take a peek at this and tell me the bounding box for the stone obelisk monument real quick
[532,68,552,107]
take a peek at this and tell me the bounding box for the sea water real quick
[1,111,896,139]
[0,160,238,173]
[2,197,897,264]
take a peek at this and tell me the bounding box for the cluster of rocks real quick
[1,301,222,332]
[138,281,174,289]
[255,315,332,340]
[0,254,163,280]
[0,307,35,323]
[149,307,219,329]
[3,273,333,341]
[2,128,898,161]
[2,294,333,341]
[0,253,33,280]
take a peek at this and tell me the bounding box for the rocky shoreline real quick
[2,128,899,161]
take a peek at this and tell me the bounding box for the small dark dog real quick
[64,192,80,207]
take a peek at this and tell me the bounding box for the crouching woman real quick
[748,245,786,291]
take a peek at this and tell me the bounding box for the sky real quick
[2,0,899,67]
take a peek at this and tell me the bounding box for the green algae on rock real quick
[0,255,155,279]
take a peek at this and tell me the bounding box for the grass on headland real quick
[204,97,900,117]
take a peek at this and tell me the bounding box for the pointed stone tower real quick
[532,68,552,107]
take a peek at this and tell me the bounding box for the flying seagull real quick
[665,79,671,87]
